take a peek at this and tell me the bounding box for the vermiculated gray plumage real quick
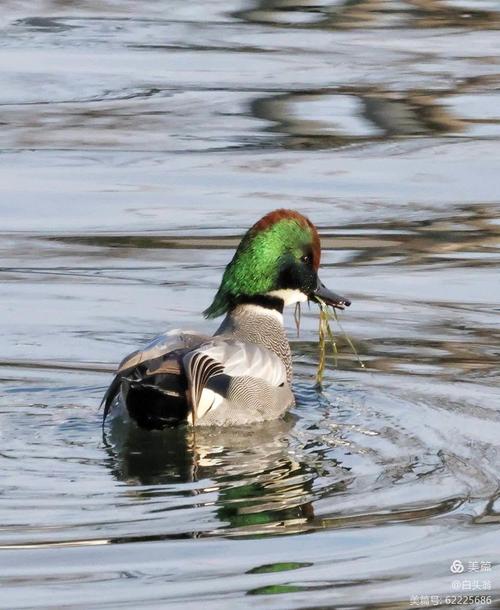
[214,305,293,382]
[102,305,295,429]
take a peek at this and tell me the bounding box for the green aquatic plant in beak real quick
[316,297,365,385]
[295,298,364,385]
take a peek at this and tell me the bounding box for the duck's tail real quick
[100,373,122,426]
[121,376,189,429]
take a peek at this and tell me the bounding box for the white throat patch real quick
[267,289,308,307]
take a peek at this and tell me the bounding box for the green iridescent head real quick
[204,209,323,318]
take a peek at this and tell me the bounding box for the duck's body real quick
[103,304,294,428]
[102,209,350,429]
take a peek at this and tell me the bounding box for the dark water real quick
[1,1,500,608]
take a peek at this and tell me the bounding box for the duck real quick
[102,209,350,429]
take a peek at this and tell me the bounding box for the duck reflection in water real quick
[103,415,329,535]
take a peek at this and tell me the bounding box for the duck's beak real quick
[311,279,351,310]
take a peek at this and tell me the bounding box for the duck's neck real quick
[214,303,293,382]
[232,294,285,315]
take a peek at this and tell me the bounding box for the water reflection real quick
[252,89,456,148]
[236,0,500,29]
[295,323,500,382]
[105,416,320,535]
[329,203,500,267]
[7,81,500,152]
[47,200,500,268]
[252,80,500,148]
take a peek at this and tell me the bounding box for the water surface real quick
[1,1,499,608]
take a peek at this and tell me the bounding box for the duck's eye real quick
[300,254,311,265]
